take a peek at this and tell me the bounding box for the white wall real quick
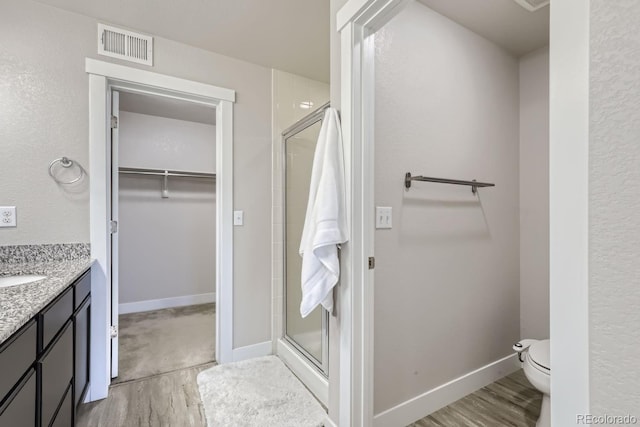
[0,0,272,348]
[519,47,550,340]
[589,0,640,415]
[119,111,216,172]
[118,111,216,306]
[373,1,520,414]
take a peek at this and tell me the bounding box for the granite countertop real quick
[0,257,94,344]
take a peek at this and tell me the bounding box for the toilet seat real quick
[528,339,550,373]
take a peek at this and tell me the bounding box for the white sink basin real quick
[0,275,47,288]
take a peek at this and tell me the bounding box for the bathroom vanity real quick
[0,260,92,427]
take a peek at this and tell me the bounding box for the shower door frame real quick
[277,102,331,406]
[282,103,331,376]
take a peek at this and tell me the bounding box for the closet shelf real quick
[119,167,216,179]
[119,167,215,198]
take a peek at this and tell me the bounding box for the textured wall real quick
[118,112,216,305]
[373,1,520,413]
[519,47,550,340]
[590,0,640,415]
[0,0,272,348]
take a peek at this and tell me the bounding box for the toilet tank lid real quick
[529,339,550,370]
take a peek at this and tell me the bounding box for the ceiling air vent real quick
[98,24,153,66]
[512,0,549,12]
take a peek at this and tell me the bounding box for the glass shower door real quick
[283,106,329,375]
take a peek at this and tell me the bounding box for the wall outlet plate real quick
[0,206,17,227]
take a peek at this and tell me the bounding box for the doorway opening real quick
[87,59,235,401]
[110,90,217,383]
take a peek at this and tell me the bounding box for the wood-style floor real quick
[76,363,213,427]
[78,304,540,427]
[409,370,542,427]
[76,304,216,427]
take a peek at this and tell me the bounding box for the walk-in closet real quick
[112,91,217,384]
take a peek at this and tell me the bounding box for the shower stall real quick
[277,102,330,400]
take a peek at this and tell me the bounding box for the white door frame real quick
[336,1,409,425]
[337,0,590,425]
[86,58,235,401]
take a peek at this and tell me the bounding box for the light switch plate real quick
[375,206,392,229]
[234,210,244,226]
[0,206,17,227]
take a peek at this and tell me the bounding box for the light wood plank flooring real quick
[78,304,540,427]
[77,363,213,427]
[77,304,216,427]
[408,370,542,427]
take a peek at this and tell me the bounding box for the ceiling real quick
[33,0,330,82]
[34,0,547,83]
[119,92,216,125]
[417,0,549,56]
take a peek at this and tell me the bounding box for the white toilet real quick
[513,339,550,427]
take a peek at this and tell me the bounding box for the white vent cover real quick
[512,0,549,12]
[98,24,153,66]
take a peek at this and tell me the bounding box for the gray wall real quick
[118,111,216,305]
[0,0,272,348]
[373,1,520,413]
[589,0,640,414]
[519,47,550,340]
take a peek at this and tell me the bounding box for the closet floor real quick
[114,303,216,384]
[408,369,542,427]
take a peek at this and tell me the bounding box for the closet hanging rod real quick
[119,167,216,179]
[404,172,494,194]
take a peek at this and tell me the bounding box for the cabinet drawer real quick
[73,270,91,309]
[50,383,72,427]
[39,288,73,352]
[0,320,36,402]
[0,368,36,427]
[39,322,73,427]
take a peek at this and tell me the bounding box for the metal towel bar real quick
[404,172,495,194]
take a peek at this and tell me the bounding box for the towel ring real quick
[48,157,84,185]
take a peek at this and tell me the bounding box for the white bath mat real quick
[196,356,327,427]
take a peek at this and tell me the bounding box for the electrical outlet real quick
[0,206,17,227]
[375,207,392,229]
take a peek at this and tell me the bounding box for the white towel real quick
[299,108,348,318]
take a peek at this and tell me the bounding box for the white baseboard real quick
[232,340,273,362]
[119,292,215,314]
[374,354,519,427]
[277,339,329,406]
[323,415,338,427]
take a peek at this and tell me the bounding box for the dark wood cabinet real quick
[0,369,36,427]
[39,322,73,427]
[50,384,72,427]
[0,267,91,427]
[73,297,90,407]
[39,289,73,354]
[0,320,36,398]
